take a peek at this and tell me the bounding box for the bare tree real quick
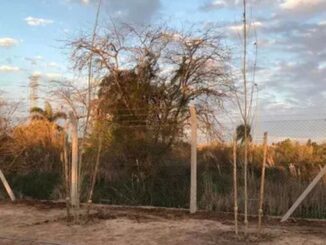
[0,92,19,138]
[232,0,259,234]
[0,92,22,164]
[233,131,238,235]
[51,0,102,217]
[68,23,232,147]
[242,0,249,233]
[52,79,93,222]
[53,17,233,222]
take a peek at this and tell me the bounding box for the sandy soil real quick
[0,201,325,245]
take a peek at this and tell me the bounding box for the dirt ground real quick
[0,201,326,245]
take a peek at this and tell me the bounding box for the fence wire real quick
[2,110,326,219]
[254,118,326,143]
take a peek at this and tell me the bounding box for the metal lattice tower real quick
[29,73,40,110]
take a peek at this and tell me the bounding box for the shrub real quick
[9,171,60,200]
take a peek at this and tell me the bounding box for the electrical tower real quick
[29,73,40,110]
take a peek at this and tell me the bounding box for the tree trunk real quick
[86,134,103,217]
[63,122,71,220]
[242,0,249,233]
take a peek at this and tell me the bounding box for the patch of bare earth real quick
[0,201,325,245]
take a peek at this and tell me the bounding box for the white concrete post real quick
[258,132,268,232]
[0,169,16,201]
[69,112,79,207]
[281,164,326,222]
[232,132,238,235]
[189,106,197,214]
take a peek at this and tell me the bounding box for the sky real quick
[0,0,326,141]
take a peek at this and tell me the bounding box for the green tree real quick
[236,124,252,144]
[30,102,67,123]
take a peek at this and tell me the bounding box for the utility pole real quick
[189,105,197,214]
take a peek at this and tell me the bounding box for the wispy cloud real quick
[0,37,19,48]
[44,73,63,79]
[68,0,161,24]
[25,56,43,65]
[229,21,263,32]
[0,65,20,72]
[24,16,54,26]
[47,62,59,68]
[199,0,226,11]
[279,0,326,17]
[280,0,325,10]
[200,0,281,11]
[31,71,63,80]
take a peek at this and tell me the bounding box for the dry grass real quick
[199,167,326,219]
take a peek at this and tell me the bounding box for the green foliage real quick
[236,124,252,144]
[8,172,60,199]
[89,163,190,208]
[30,101,67,122]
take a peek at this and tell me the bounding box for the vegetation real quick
[0,22,325,220]
[1,115,326,219]
[30,101,67,123]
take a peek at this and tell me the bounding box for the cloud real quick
[0,65,20,72]
[276,0,326,18]
[280,0,326,11]
[199,1,325,118]
[200,0,325,19]
[44,73,63,79]
[31,71,42,78]
[31,71,63,80]
[256,39,326,114]
[108,0,162,23]
[47,62,59,68]
[25,56,43,65]
[229,21,263,32]
[262,20,326,55]
[257,39,325,112]
[24,16,54,26]
[319,61,326,70]
[70,0,161,23]
[221,10,326,117]
[199,0,226,11]
[0,38,19,48]
[200,0,281,11]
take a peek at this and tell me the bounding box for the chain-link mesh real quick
[2,108,326,219]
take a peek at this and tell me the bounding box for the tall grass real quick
[2,140,326,219]
[199,165,326,218]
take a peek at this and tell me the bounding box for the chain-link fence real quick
[205,116,326,219]
[2,111,326,219]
